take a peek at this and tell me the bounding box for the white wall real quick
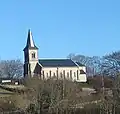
[2,80,11,83]
[78,66,86,72]
[76,74,87,82]
[29,50,39,76]
[29,50,38,62]
[41,66,87,82]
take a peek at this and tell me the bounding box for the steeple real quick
[23,29,38,51]
[23,29,39,77]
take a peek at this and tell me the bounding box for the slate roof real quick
[23,29,38,51]
[80,70,86,74]
[39,59,82,67]
[76,62,85,66]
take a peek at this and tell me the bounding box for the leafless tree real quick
[67,53,103,76]
[0,59,23,78]
[24,76,84,114]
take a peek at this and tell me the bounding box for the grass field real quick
[0,88,13,97]
[0,84,25,89]
[0,84,26,98]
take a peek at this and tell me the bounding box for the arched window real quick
[32,52,35,58]
[53,72,56,77]
[74,72,76,77]
[63,70,65,79]
[56,68,58,77]
[60,72,62,78]
[49,70,52,78]
[77,70,79,80]
[46,73,49,78]
[67,72,69,78]
[42,71,44,79]
[70,70,72,79]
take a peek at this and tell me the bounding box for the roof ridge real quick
[39,58,70,60]
[75,61,85,66]
[71,59,79,67]
[38,59,79,67]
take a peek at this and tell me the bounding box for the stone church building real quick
[23,30,87,82]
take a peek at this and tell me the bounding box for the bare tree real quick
[67,51,120,77]
[24,76,84,114]
[0,59,23,78]
[67,53,103,76]
[102,51,120,77]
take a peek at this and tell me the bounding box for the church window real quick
[77,70,79,80]
[42,71,44,79]
[67,72,69,78]
[63,70,65,79]
[49,71,51,78]
[60,72,62,78]
[70,70,72,79]
[46,73,49,78]
[53,72,56,77]
[32,52,36,58]
[56,69,58,79]
[56,68,58,77]
[74,72,76,77]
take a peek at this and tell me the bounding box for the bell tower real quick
[23,29,39,77]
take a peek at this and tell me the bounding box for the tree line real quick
[67,51,120,77]
[0,59,23,79]
[0,50,120,79]
[0,51,120,113]
[1,75,119,114]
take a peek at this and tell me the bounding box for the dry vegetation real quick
[0,75,118,114]
[0,76,103,113]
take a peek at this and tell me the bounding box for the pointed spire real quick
[23,29,38,51]
[27,29,35,47]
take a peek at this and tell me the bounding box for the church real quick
[23,30,87,82]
